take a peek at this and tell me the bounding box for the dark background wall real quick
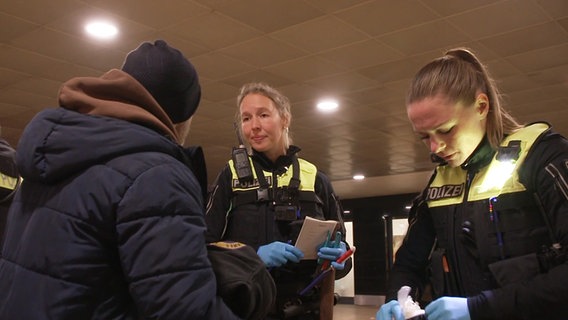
[341,192,418,296]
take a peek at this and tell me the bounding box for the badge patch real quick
[427,184,464,200]
[232,176,272,189]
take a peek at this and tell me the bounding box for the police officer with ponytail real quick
[206,82,352,319]
[376,48,568,320]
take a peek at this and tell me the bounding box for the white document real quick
[295,216,338,260]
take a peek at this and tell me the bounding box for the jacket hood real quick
[58,69,182,143]
[17,108,183,184]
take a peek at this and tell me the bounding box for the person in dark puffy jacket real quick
[0,40,240,319]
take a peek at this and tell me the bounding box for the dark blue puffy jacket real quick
[0,108,239,319]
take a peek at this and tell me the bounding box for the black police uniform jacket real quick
[387,122,568,320]
[205,146,351,279]
[0,138,19,245]
[0,70,239,320]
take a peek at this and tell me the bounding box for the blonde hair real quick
[406,47,522,149]
[236,82,293,149]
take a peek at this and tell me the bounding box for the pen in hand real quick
[299,246,355,296]
[336,246,356,264]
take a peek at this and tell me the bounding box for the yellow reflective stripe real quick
[0,172,18,190]
[229,157,317,191]
[295,158,317,192]
[469,123,548,201]
[427,167,466,207]
[228,158,259,191]
[427,123,549,207]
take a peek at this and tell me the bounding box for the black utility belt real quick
[231,189,322,208]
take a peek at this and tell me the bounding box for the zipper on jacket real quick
[451,169,476,295]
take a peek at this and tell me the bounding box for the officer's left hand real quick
[425,296,470,320]
[257,241,304,268]
[317,241,347,270]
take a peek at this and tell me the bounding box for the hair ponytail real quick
[407,47,521,150]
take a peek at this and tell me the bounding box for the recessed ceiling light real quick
[353,174,365,180]
[85,21,118,39]
[316,99,338,112]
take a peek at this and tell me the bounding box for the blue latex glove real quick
[376,300,404,320]
[425,297,470,320]
[317,241,347,270]
[257,241,304,268]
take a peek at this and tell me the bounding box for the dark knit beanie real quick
[121,40,201,123]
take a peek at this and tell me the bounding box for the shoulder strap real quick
[252,159,269,189]
[288,156,300,190]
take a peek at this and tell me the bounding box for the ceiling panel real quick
[447,0,550,39]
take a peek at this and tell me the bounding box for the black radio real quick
[232,123,253,184]
[232,146,253,184]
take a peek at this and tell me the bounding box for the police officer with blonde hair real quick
[206,82,352,319]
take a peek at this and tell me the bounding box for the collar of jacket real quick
[460,136,495,173]
[251,145,301,175]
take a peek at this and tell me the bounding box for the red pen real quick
[336,246,356,264]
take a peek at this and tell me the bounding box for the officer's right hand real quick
[257,241,304,268]
[376,300,404,320]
